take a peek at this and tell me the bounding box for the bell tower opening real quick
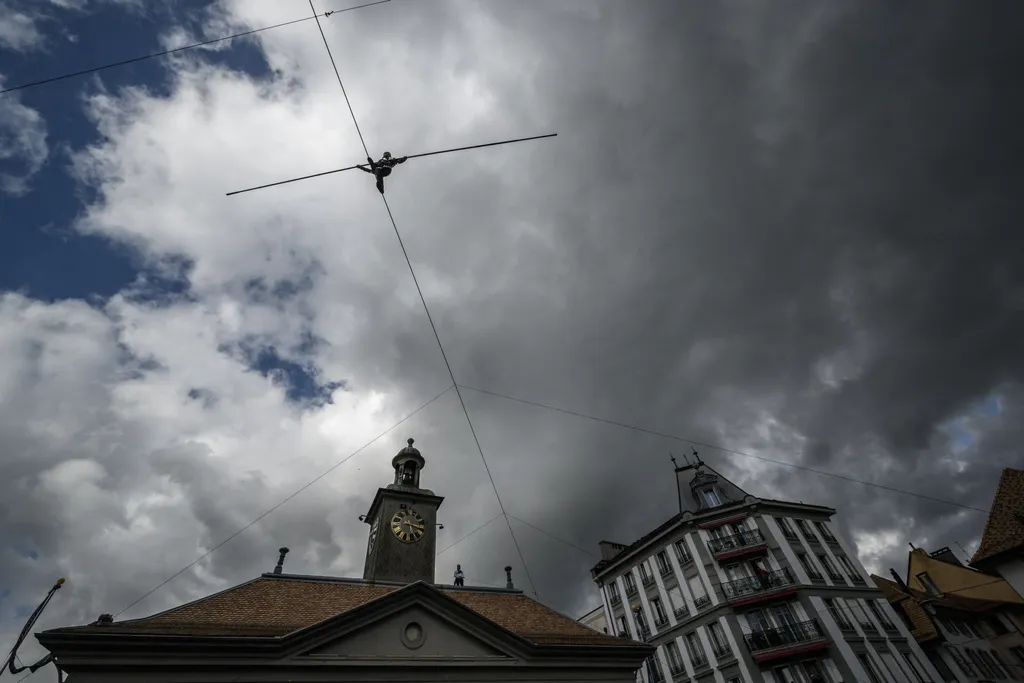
[393,438,425,488]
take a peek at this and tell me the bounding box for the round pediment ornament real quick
[400,621,426,650]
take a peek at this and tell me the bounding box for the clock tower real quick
[362,438,445,584]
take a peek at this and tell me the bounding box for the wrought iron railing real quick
[744,619,825,653]
[625,581,639,596]
[806,568,824,581]
[611,593,622,605]
[674,606,689,619]
[721,568,794,600]
[690,653,708,668]
[712,643,732,660]
[654,616,669,629]
[659,562,674,577]
[694,594,711,609]
[642,573,657,588]
[707,529,765,555]
[675,546,694,565]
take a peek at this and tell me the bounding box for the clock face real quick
[391,508,426,543]
[367,516,380,556]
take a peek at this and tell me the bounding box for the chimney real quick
[890,568,911,593]
[274,547,289,574]
[598,540,627,561]
[504,565,514,590]
[929,547,964,568]
[95,613,114,626]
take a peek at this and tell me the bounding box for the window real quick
[963,619,982,638]
[795,518,814,539]
[992,651,1014,680]
[927,650,956,682]
[664,641,684,672]
[645,656,664,683]
[635,607,649,631]
[902,652,927,683]
[639,562,652,582]
[814,521,837,542]
[797,553,822,579]
[980,650,1007,679]
[824,598,853,630]
[988,617,1010,636]
[689,576,707,604]
[802,661,830,683]
[608,582,620,602]
[684,631,707,666]
[868,600,897,631]
[818,554,843,581]
[651,597,668,624]
[624,572,637,593]
[775,516,798,539]
[774,666,798,683]
[701,488,721,508]
[940,617,959,635]
[674,539,692,563]
[917,572,941,596]
[967,649,992,678]
[617,615,629,636]
[837,555,863,581]
[858,654,884,683]
[708,621,730,657]
[947,646,976,676]
[656,550,672,575]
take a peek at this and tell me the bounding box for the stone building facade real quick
[590,459,941,683]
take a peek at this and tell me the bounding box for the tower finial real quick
[408,438,414,447]
[670,453,679,469]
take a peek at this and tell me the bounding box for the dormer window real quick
[701,488,721,508]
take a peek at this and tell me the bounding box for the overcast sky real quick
[2,0,1023,669]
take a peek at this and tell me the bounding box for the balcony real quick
[668,663,686,679]
[642,573,657,589]
[707,529,768,561]
[673,606,689,620]
[743,619,829,663]
[721,568,796,606]
[625,582,639,597]
[654,616,669,629]
[806,569,824,582]
[611,593,622,606]
[848,574,866,585]
[690,654,708,669]
[659,563,674,578]
[694,594,711,610]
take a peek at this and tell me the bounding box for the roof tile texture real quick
[971,469,1024,565]
[82,578,637,647]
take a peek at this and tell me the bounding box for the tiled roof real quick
[971,469,1024,566]
[61,576,638,648]
[871,576,939,642]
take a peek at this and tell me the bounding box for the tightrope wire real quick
[0,0,390,96]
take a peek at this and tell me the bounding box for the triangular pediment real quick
[297,600,517,661]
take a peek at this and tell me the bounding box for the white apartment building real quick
[590,459,943,683]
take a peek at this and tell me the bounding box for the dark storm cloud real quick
[348,0,1024,616]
